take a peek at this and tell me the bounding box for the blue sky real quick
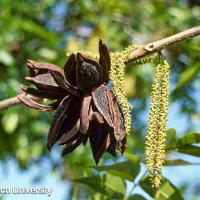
[0,159,70,200]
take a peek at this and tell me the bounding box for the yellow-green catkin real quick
[79,50,99,60]
[109,44,138,134]
[110,52,131,134]
[67,51,99,60]
[145,56,170,198]
[109,44,157,134]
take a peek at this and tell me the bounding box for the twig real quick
[0,25,200,110]
[126,25,200,63]
[0,95,39,111]
[123,169,148,200]
[0,96,21,111]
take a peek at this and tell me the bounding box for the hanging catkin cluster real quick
[145,56,170,197]
[109,44,149,134]
[67,42,171,197]
[109,44,158,134]
[109,51,132,134]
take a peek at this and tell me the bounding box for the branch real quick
[1,25,200,110]
[0,95,39,111]
[0,96,21,110]
[126,25,200,63]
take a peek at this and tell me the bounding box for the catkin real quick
[145,57,170,198]
[110,46,137,134]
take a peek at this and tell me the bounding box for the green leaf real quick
[176,145,200,157]
[0,50,14,65]
[93,160,140,181]
[14,17,59,45]
[164,159,200,166]
[140,177,183,200]
[38,48,58,60]
[187,44,200,52]
[175,63,200,89]
[123,152,140,162]
[2,112,19,134]
[172,132,200,157]
[176,132,200,146]
[166,129,176,149]
[73,174,126,199]
[90,192,105,200]
[128,194,146,200]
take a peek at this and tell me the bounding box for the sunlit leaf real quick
[176,145,200,157]
[93,160,140,181]
[0,50,14,66]
[31,142,44,159]
[188,45,200,52]
[90,192,104,200]
[174,133,200,157]
[38,48,58,60]
[164,159,200,166]
[176,132,200,146]
[140,176,183,200]
[175,63,200,89]
[123,152,140,162]
[166,129,176,149]
[74,174,126,199]
[2,112,19,134]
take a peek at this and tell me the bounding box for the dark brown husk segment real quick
[18,39,126,164]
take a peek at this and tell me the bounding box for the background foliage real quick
[0,0,200,199]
